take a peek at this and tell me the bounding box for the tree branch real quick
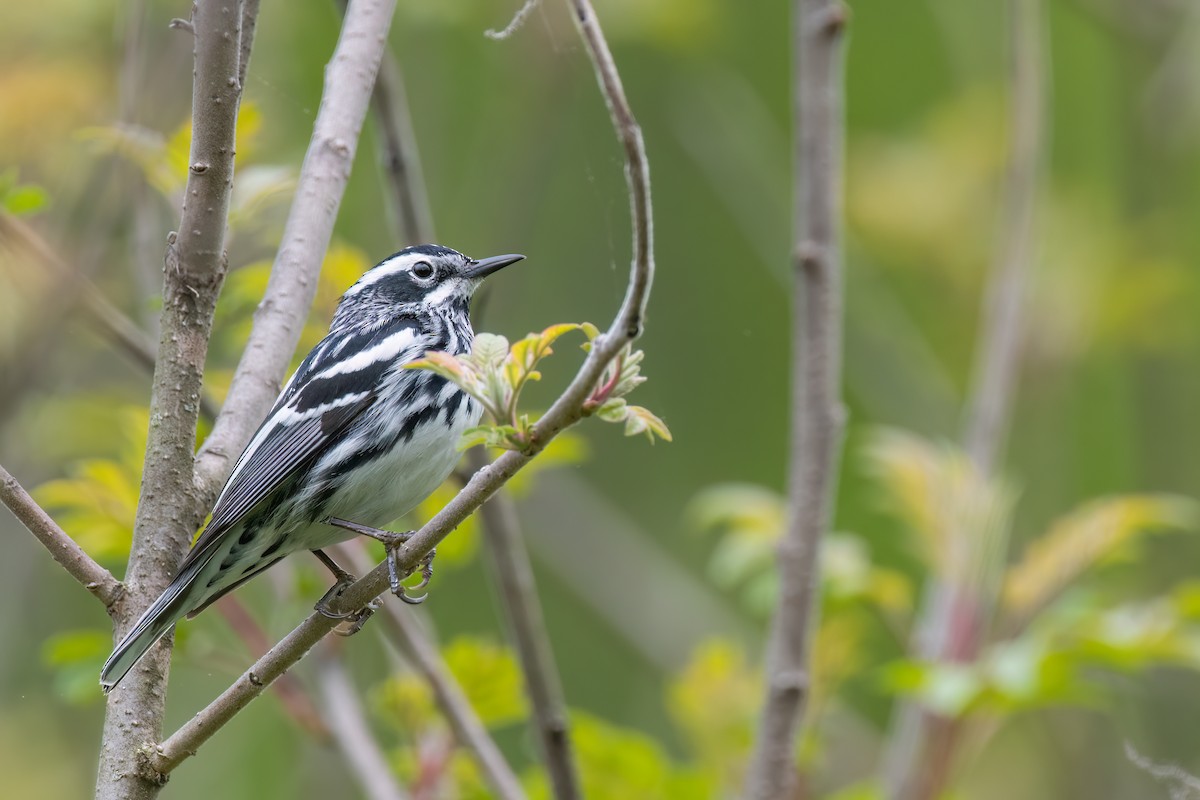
[563,0,653,341]
[150,0,653,774]
[0,463,124,612]
[334,544,527,800]
[330,0,433,246]
[743,2,847,799]
[96,1,252,797]
[471,451,579,800]
[194,0,399,502]
[881,2,1045,798]
[214,595,332,741]
[317,650,412,800]
[0,213,220,421]
[370,53,435,245]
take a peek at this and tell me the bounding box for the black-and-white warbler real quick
[100,245,524,692]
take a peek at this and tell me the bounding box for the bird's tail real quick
[99,556,212,693]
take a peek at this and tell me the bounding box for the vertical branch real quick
[472,457,580,800]
[962,0,1043,476]
[96,1,253,798]
[334,544,527,800]
[881,1,1045,798]
[743,2,847,800]
[370,54,435,245]
[563,0,654,340]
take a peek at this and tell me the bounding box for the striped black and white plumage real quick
[100,245,524,692]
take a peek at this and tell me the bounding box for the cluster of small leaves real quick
[581,341,672,443]
[688,483,910,619]
[407,323,670,451]
[687,427,1200,780]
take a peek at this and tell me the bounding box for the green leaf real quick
[595,397,628,423]
[3,184,50,215]
[623,405,671,442]
[865,428,1013,580]
[443,637,527,728]
[41,629,111,706]
[471,333,510,367]
[458,425,498,451]
[667,639,759,779]
[1003,494,1199,623]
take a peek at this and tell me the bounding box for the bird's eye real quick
[412,261,435,280]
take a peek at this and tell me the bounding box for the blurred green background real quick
[3,0,1200,798]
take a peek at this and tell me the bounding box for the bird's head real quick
[332,244,524,329]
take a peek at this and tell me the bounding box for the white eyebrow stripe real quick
[343,254,418,296]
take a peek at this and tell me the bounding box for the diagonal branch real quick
[193,0,400,503]
[334,544,527,800]
[743,2,848,799]
[0,213,220,420]
[151,0,654,771]
[214,595,332,741]
[0,463,124,612]
[317,650,412,800]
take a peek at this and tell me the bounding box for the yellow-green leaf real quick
[1003,494,1199,624]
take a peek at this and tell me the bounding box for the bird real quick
[100,244,524,692]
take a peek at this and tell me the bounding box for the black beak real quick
[465,253,525,279]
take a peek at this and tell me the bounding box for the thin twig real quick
[0,463,124,611]
[334,544,527,800]
[962,0,1043,476]
[96,1,253,797]
[881,2,1045,798]
[237,0,261,92]
[742,2,848,799]
[1125,741,1200,799]
[214,595,332,741]
[486,0,543,40]
[471,452,579,800]
[371,55,435,245]
[317,651,412,800]
[563,0,654,340]
[194,0,400,503]
[150,0,653,773]
[0,213,220,420]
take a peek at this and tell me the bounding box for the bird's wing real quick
[180,319,423,568]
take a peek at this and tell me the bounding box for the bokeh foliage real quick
[4,0,1200,798]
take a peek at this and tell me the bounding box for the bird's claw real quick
[327,517,438,605]
[314,571,358,620]
[384,537,435,605]
[333,599,380,636]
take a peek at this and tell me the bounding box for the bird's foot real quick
[312,548,359,620]
[327,517,437,605]
[333,599,381,636]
